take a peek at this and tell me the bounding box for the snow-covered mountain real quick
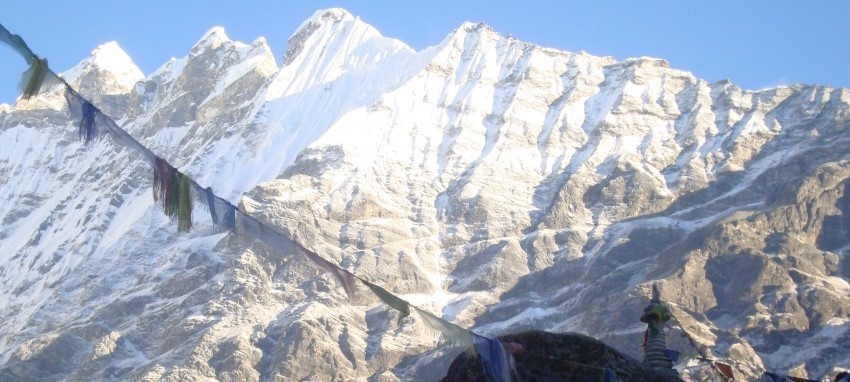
[2,8,849,381]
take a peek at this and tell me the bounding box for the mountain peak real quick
[61,41,143,94]
[459,21,492,33]
[192,26,232,53]
[281,7,409,70]
[89,42,138,73]
[304,8,353,28]
[440,20,505,51]
[287,8,359,42]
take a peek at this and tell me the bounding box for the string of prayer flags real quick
[0,23,509,380]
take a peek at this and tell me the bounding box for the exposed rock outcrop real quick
[441,331,683,382]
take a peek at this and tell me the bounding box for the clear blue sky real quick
[2,1,849,105]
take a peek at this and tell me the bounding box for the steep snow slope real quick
[1,8,849,381]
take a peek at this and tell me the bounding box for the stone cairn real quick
[641,284,680,378]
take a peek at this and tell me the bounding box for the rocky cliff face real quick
[1,8,848,381]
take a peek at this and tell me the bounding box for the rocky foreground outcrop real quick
[441,330,683,382]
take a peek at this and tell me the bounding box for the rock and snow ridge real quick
[1,7,849,381]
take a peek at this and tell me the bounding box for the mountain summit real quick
[63,41,143,89]
[1,8,849,381]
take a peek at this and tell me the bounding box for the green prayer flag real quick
[359,277,410,324]
[412,306,473,349]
